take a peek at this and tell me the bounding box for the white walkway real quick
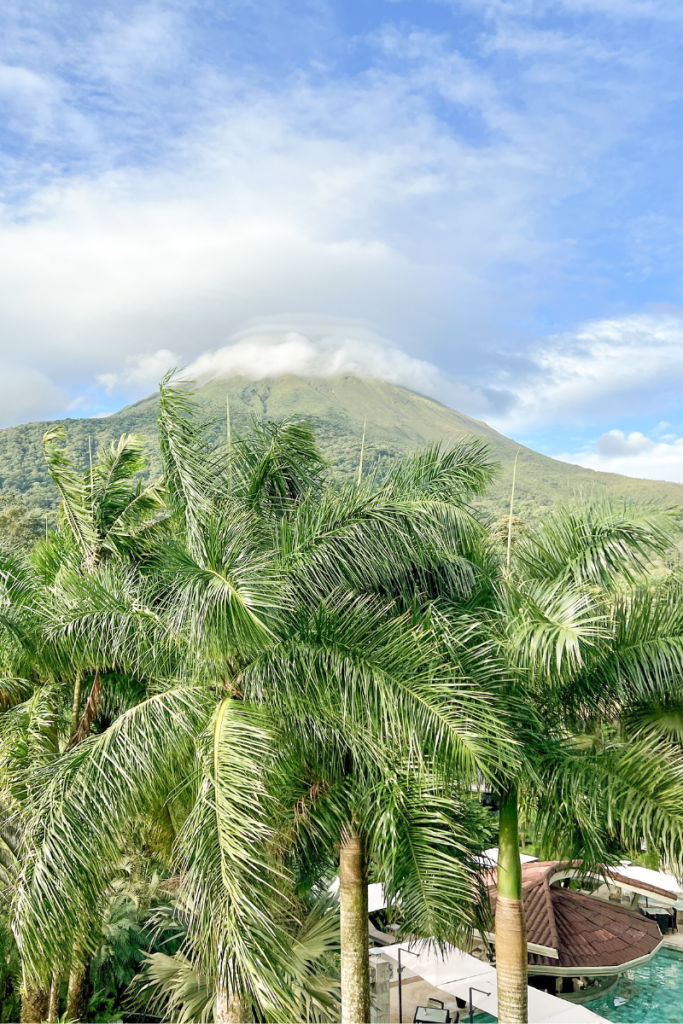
[372,943,609,1023]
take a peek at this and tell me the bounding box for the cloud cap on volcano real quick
[184,316,513,416]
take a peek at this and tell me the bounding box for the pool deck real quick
[661,931,683,952]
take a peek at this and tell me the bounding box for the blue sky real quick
[3,0,683,480]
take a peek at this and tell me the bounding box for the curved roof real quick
[488,861,662,971]
[607,868,677,903]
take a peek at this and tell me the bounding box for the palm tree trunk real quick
[66,956,89,1022]
[69,671,83,742]
[20,984,48,1023]
[339,825,370,1024]
[495,787,528,1024]
[47,969,60,1022]
[69,670,102,747]
[215,985,250,1022]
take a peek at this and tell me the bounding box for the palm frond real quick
[242,594,514,782]
[131,949,215,1023]
[92,433,166,556]
[373,772,493,945]
[42,426,97,561]
[13,687,213,982]
[515,500,677,587]
[230,418,326,513]
[174,699,313,1021]
[157,373,222,554]
[157,508,280,668]
[278,485,484,603]
[36,561,175,681]
[562,577,683,718]
[532,734,683,869]
[385,439,499,502]
[502,579,608,679]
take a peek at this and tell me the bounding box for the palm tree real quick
[0,542,70,1020]
[489,500,683,1023]
[42,426,164,571]
[22,385,683,1024]
[8,380,683,1024]
[12,376,515,1022]
[132,890,342,1024]
[240,593,511,1022]
[0,429,168,1019]
[41,426,165,740]
[157,377,519,1020]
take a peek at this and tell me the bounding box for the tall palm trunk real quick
[495,788,528,1024]
[66,955,89,1022]
[64,675,96,1022]
[47,969,60,1022]
[69,671,83,742]
[20,984,48,1023]
[339,825,370,1024]
[215,985,250,1023]
[69,670,102,747]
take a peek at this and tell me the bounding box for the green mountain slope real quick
[2,374,683,520]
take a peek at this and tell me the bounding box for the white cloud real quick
[595,430,655,456]
[0,63,53,102]
[559,430,683,482]
[0,63,552,416]
[186,320,434,386]
[0,365,68,428]
[97,348,179,393]
[0,0,680,448]
[493,309,683,433]
[0,1,669,426]
[183,315,500,410]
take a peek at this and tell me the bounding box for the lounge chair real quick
[413,997,459,1022]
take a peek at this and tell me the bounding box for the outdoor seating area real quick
[370,943,609,1023]
[362,859,683,1022]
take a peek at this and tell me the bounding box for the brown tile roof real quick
[488,861,662,970]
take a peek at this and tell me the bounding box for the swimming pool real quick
[471,950,683,1023]
[583,949,683,1023]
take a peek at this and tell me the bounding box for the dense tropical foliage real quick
[1,374,683,1024]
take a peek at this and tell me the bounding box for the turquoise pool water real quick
[585,949,683,1023]
[471,950,683,1023]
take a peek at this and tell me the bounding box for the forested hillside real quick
[2,374,683,523]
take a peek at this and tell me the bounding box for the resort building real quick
[361,856,683,1020]
[482,860,673,1004]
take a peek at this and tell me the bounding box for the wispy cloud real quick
[0,365,67,428]
[182,316,505,413]
[492,309,683,432]
[558,430,683,483]
[97,348,179,394]
[460,0,679,21]
[0,0,683,466]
